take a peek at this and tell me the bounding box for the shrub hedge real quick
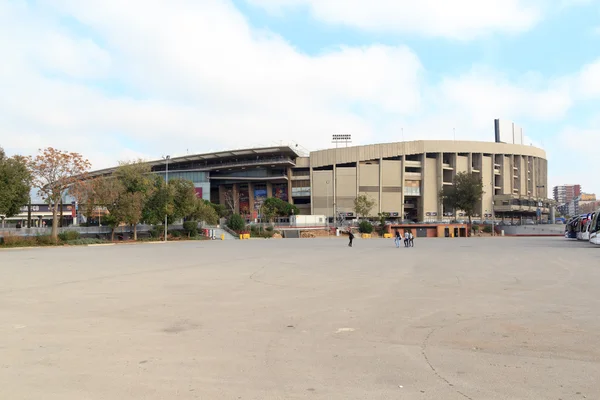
[58,231,81,242]
[358,221,374,234]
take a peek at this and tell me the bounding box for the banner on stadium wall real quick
[254,187,267,210]
[239,187,250,215]
[19,204,74,213]
[272,183,288,202]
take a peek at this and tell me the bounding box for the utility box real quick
[289,215,327,228]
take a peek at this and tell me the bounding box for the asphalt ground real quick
[1,237,599,399]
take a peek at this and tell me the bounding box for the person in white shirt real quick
[404,230,410,247]
[409,231,414,247]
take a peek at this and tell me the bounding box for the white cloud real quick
[547,120,600,193]
[1,0,425,166]
[577,60,600,97]
[439,68,573,121]
[0,0,599,194]
[245,0,546,39]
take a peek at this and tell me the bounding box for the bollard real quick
[221,234,225,241]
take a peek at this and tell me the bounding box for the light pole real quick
[491,201,495,236]
[163,155,171,241]
[536,185,545,224]
[331,134,352,228]
[326,180,330,225]
[491,179,495,236]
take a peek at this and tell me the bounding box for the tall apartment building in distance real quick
[553,184,581,204]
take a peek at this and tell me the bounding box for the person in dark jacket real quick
[348,229,354,247]
[394,230,401,248]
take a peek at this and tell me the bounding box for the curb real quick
[0,247,39,251]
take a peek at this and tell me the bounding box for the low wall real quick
[0,226,115,237]
[387,223,469,238]
[499,224,564,237]
[0,223,237,239]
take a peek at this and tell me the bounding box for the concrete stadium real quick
[84,139,552,225]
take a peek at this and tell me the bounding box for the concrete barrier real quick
[499,224,564,237]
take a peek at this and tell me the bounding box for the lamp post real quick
[326,180,330,225]
[491,201,495,236]
[536,185,545,224]
[163,155,171,241]
[331,134,352,228]
[491,179,495,236]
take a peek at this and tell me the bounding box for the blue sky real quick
[1,0,599,195]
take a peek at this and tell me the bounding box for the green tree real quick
[0,148,31,219]
[358,220,374,234]
[70,178,102,226]
[182,221,199,237]
[439,172,484,227]
[353,194,375,218]
[94,177,126,241]
[189,198,219,225]
[142,175,174,225]
[113,161,154,240]
[170,179,198,221]
[280,201,300,217]
[227,213,245,232]
[261,197,299,222]
[377,212,390,234]
[261,198,280,223]
[209,202,227,219]
[28,148,91,241]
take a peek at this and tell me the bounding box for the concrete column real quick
[333,164,337,220]
[531,156,536,198]
[310,167,314,215]
[468,152,473,174]
[233,184,240,214]
[355,162,360,198]
[480,153,486,219]
[400,155,406,220]
[437,152,443,219]
[419,153,426,222]
[492,153,496,219]
[378,157,383,214]
[510,155,515,194]
[453,152,458,219]
[266,182,273,198]
[219,184,226,205]
[287,168,293,204]
[248,182,255,213]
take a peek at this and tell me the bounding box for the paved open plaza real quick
[1,237,599,399]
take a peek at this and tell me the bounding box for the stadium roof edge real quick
[86,145,302,177]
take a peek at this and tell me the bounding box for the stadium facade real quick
[85,139,552,223]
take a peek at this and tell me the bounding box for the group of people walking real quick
[395,230,414,248]
[345,228,414,248]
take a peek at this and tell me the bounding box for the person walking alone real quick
[394,230,401,248]
[348,229,355,247]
